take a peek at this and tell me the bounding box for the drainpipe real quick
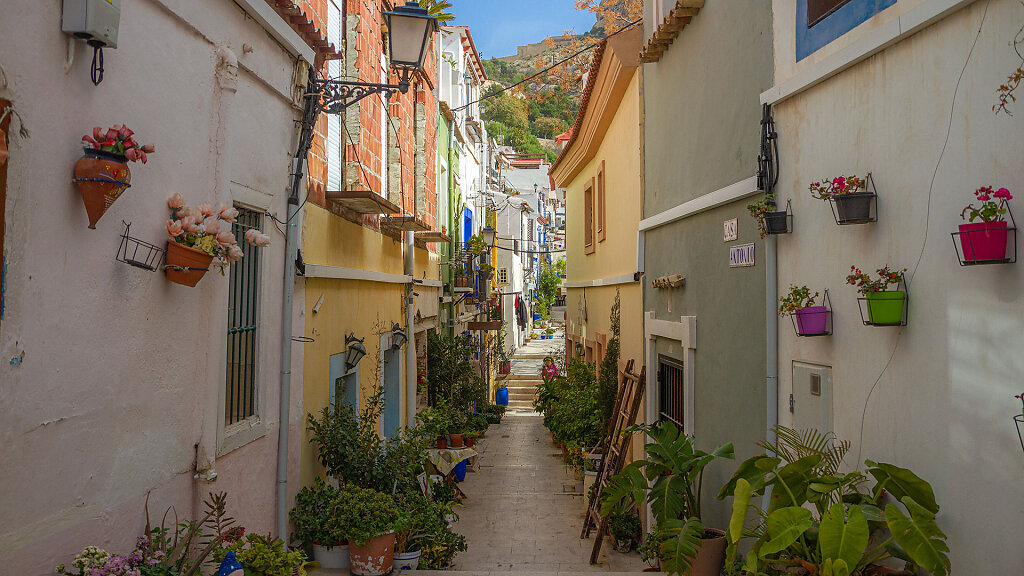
[763,234,778,510]
[405,231,417,427]
[277,66,317,539]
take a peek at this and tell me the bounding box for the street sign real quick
[729,243,755,267]
[723,218,738,242]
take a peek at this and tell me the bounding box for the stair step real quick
[504,374,545,381]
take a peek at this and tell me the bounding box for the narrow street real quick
[449,334,647,573]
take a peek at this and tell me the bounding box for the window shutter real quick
[325,2,342,191]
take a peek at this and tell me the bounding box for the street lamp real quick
[390,322,408,349]
[345,332,367,371]
[481,225,496,248]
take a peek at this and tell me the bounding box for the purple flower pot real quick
[795,306,829,335]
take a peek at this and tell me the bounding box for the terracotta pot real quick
[73,149,131,229]
[687,529,727,576]
[350,532,395,576]
[436,437,448,449]
[165,240,215,287]
[465,436,476,447]
[455,275,468,288]
[449,433,465,448]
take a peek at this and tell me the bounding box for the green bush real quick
[536,358,603,448]
[289,477,346,546]
[337,485,400,547]
[608,512,642,552]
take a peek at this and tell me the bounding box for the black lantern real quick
[383,1,438,90]
[391,322,408,349]
[481,225,496,248]
[345,332,367,371]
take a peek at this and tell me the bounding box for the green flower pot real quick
[865,290,905,325]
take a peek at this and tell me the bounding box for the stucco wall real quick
[641,0,774,529]
[0,0,306,572]
[770,1,1024,571]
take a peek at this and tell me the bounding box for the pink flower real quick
[183,216,201,234]
[832,177,846,187]
[253,233,271,248]
[105,128,119,140]
[138,150,148,164]
[82,135,97,147]
[118,125,134,138]
[219,205,239,223]
[141,144,155,154]
[166,220,184,237]
[995,187,1013,200]
[125,148,140,162]
[244,229,259,244]
[168,193,185,210]
[176,206,192,219]
[203,216,221,235]
[198,203,214,218]
[227,245,245,262]
[216,230,236,247]
[977,194,991,202]
[92,126,104,140]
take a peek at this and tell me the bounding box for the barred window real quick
[225,207,264,426]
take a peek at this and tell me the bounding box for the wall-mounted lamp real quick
[391,323,408,349]
[345,332,367,370]
[481,225,496,247]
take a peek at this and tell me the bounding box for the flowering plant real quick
[845,265,905,294]
[746,192,777,238]
[961,185,1013,222]
[81,124,155,163]
[778,284,819,316]
[166,193,270,272]
[809,175,866,201]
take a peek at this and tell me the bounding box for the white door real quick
[792,362,833,434]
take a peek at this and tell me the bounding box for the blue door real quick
[381,347,403,438]
[463,208,473,245]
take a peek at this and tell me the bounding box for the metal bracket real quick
[309,75,410,114]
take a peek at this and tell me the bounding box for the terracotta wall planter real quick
[73,149,131,229]
[165,240,214,287]
[350,532,395,576]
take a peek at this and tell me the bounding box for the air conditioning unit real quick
[63,0,121,48]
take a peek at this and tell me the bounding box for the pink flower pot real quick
[794,305,829,335]
[958,221,1009,262]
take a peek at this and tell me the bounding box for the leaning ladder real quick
[581,359,646,564]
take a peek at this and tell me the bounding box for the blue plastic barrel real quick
[453,459,468,482]
[496,387,509,406]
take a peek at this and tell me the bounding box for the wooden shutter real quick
[584,180,594,254]
[597,160,605,241]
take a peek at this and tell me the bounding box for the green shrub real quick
[289,477,346,546]
[337,485,400,547]
[608,512,642,553]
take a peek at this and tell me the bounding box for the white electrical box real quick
[62,0,121,48]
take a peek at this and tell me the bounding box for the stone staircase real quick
[501,373,542,410]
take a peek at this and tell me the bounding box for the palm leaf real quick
[658,517,704,575]
[885,498,951,576]
[600,462,646,517]
[648,474,689,521]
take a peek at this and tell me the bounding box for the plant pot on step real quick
[312,543,350,570]
[958,220,1009,262]
[73,149,131,229]
[350,532,395,576]
[393,549,421,571]
[688,529,728,576]
[165,240,214,287]
[865,290,905,325]
[449,433,465,448]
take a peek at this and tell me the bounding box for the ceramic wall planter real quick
[165,240,214,287]
[393,549,421,571]
[73,149,131,229]
[350,532,395,576]
[312,543,350,570]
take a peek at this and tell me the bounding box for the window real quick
[584,180,595,254]
[597,161,606,242]
[658,355,685,428]
[330,352,360,412]
[325,1,342,191]
[796,0,896,61]
[225,207,264,426]
[498,267,509,285]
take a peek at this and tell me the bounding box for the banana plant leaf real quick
[818,504,868,571]
[759,506,813,557]
[600,462,647,517]
[658,517,704,575]
[717,454,780,500]
[885,497,951,576]
[766,454,822,512]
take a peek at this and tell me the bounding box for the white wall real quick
[0,0,305,571]
[770,1,1024,572]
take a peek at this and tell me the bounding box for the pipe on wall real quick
[405,231,417,428]
[763,234,779,510]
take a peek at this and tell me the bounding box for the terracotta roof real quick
[639,0,703,63]
[548,39,607,174]
[265,0,342,69]
[554,130,572,143]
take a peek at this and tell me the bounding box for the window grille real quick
[658,356,685,428]
[498,267,509,285]
[225,207,263,426]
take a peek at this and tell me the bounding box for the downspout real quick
[405,231,417,427]
[760,103,780,510]
[277,65,317,539]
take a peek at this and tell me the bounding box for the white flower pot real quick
[313,543,350,569]
[393,549,422,571]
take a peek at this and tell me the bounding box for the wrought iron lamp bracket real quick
[311,75,411,114]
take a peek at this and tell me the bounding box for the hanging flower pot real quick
[864,291,906,325]
[779,285,831,336]
[165,240,214,287]
[455,274,469,288]
[954,186,1015,264]
[958,221,1009,262]
[848,265,908,326]
[833,192,875,223]
[794,305,830,335]
[810,174,877,224]
[73,149,132,229]
[75,124,154,229]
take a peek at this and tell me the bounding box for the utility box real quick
[62,0,121,48]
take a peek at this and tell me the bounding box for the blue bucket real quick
[496,387,509,406]
[453,459,468,482]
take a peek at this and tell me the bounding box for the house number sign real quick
[723,218,738,242]
[729,243,755,267]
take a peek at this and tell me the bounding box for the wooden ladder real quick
[581,359,646,563]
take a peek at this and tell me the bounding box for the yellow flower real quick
[194,235,217,255]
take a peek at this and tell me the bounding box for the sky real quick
[450,0,597,59]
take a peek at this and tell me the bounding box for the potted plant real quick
[602,421,735,576]
[417,405,453,449]
[608,512,642,553]
[846,265,906,325]
[74,124,154,229]
[810,175,871,223]
[778,285,828,336]
[289,477,348,569]
[639,531,663,571]
[478,263,494,282]
[747,193,789,237]
[718,426,950,576]
[392,493,445,571]
[164,194,271,287]
[338,485,401,576]
[213,533,307,576]
[448,409,467,449]
[958,185,1014,262]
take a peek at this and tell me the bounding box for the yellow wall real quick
[299,204,437,485]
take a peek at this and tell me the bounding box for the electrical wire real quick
[854,0,990,467]
[452,19,642,113]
